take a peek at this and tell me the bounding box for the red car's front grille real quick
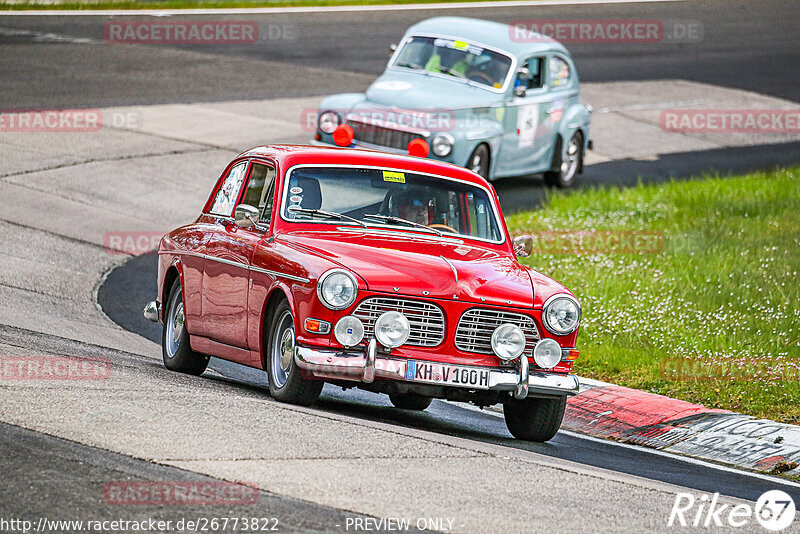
[455,308,540,355]
[353,297,445,347]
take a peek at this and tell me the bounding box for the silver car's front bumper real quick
[295,341,580,400]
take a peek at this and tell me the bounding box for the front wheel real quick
[503,396,567,442]
[466,144,490,179]
[266,300,323,406]
[389,393,432,411]
[544,132,583,188]
[162,278,209,376]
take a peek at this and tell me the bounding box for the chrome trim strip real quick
[160,250,310,283]
[294,345,580,396]
[440,255,458,283]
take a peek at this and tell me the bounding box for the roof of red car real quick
[237,144,493,188]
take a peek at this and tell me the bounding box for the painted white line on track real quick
[0,0,685,16]
[453,400,800,491]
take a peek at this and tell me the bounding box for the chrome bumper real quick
[294,344,580,400]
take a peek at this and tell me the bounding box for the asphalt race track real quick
[2,0,800,532]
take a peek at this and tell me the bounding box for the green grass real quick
[0,0,526,11]
[506,167,800,424]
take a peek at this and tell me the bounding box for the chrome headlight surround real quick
[317,269,358,310]
[490,323,526,361]
[542,294,581,336]
[431,133,455,157]
[374,311,410,349]
[318,110,341,134]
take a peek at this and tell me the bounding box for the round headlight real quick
[490,323,526,361]
[542,295,581,335]
[334,316,364,348]
[318,111,341,134]
[431,133,454,157]
[317,269,357,310]
[533,338,562,369]
[374,311,410,349]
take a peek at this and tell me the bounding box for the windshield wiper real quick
[288,207,367,228]
[362,214,443,236]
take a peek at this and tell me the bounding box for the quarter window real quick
[549,57,571,88]
[210,162,247,217]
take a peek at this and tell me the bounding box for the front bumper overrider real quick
[295,340,580,400]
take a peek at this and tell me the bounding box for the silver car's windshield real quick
[392,35,513,90]
[281,166,504,243]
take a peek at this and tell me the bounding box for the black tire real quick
[503,396,567,442]
[266,300,323,406]
[466,144,490,179]
[389,393,432,411]
[543,131,583,188]
[162,278,209,376]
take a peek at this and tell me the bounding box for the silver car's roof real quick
[404,17,571,59]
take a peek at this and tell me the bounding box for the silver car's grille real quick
[455,308,540,355]
[349,119,426,151]
[353,297,445,347]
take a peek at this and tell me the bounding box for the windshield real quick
[281,166,504,243]
[391,36,513,90]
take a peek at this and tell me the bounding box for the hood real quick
[363,70,505,111]
[281,231,532,308]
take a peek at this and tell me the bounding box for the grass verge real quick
[506,167,800,424]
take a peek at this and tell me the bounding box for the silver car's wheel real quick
[560,134,581,183]
[466,144,490,179]
[164,293,184,359]
[544,132,583,188]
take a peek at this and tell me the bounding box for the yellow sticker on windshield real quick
[453,40,468,50]
[383,171,406,183]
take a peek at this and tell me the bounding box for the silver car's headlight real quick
[318,111,341,134]
[431,133,454,157]
[490,323,526,361]
[542,295,581,335]
[374,311,410,348]
[317,269,357,310]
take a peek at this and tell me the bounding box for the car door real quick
[201,160,275,358]
[496,56,554,176]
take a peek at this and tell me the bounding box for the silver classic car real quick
[313,17,592,187]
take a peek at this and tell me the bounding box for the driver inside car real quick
[394,190,433,226]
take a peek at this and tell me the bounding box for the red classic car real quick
[144,145,581,441]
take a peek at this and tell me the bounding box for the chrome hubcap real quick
[471,153,483,173]
[165,289,184,359]
[271,310,294,389]
[560,136,580,181]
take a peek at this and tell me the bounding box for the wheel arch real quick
[259,286,292,369]
[161,262,183,323]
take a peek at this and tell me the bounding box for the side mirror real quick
[389,43,397,54]
[234,204,260,229]
[513,235,533,257]
[517,67,531,80]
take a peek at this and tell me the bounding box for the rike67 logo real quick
[669,490,796,531]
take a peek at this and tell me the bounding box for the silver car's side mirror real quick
[517,67,531,80]
[389,43,397,54]
[513,235,533,257]
[234,204,261,229]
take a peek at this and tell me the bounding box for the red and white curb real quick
[565,378,800,477]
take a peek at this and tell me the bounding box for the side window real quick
[210,162,247,217]
[548,56,571,88]
[240,163,277,219]
[524,57,544,89]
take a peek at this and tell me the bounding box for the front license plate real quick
[405,360,490,389]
